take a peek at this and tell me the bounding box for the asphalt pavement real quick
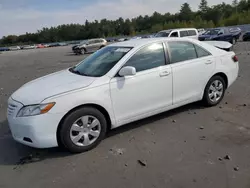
[0,44,250,188]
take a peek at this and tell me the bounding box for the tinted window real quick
[194,44,211,57]
[124,43,166,72]
[170,32,178,37]
[188,30,197,36]
[155,32,170,37]
[72,46,132,77]
[180,31,188,37]
[168,42,197,63]
[88,40,95,44]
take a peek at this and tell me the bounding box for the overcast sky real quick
[0,0,232,37]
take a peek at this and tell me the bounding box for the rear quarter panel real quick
[215,52,239,88]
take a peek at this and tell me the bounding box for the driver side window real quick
[124,43,166,72]
[170,32,179,37]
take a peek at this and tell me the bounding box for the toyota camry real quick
[7,38,239,153]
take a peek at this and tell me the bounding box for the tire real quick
[202,75,226,107]
[80,48,85,55]
[59,107,107,153]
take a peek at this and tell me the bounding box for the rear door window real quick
[168,41,198,63]
[187,30,197,36]
[180,31,189,37]
[194,44,211,57]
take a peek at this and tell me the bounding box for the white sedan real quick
[7,38,239,153]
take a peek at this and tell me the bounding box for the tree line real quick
[1,0,250,45]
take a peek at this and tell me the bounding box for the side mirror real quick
[119,66,136,77]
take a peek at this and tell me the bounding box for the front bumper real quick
[7,97,64,148]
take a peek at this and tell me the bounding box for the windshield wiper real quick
[69,67,90,77]
[69,67,82,75]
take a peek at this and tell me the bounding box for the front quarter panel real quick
[42,77,116,127]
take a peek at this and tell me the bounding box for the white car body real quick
[23,45,37,50]
[9,46,21,51]
[7,38,239,149]
[155,28,199,40]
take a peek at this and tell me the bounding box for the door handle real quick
[159,71,170,77]
[205,60,213,64]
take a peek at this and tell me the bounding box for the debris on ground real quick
[218,157,223,161]
[219,106,223,109]
[14,154,41,169]
[200,136,206,140]
[137,159,147,167]
[224,155,231,160]
[243,104,247,107]
[199,126,204,130]
[109,147,125,156]
[172,120,176,123]
[234,167,239,171]
[225,102,228,104]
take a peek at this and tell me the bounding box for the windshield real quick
[204,29,220,35]
[70,46,132,77]
[155,32,170,37]
[80,40,88,45]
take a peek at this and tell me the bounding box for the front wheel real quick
[59,107,107,153]
[202,76,226,107]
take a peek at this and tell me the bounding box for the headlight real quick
[17,102,55,117]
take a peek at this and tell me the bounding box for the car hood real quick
[199,35,216,39]
[11,69,96,105]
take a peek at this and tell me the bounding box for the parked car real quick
[48,43,61,47]
[73,38,107,55]
[242,31,250,41]
[198,28,206,35]
[22,45,37,50]
[7,37,239,153]
[198,27,241,44]
[229,27,241,34]
[0,47,10,51]
[37,44,45,48]
[9,46,21,51]
[155,28,199,40]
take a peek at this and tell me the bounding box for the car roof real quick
[109,37,197,48]
[159,28,197,33]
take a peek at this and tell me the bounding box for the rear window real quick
[187,30,197,36]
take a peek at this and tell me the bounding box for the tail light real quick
[232,55,238,62]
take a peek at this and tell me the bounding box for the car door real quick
[166,41,215,104]
[92,40,101,51]
[109,42,173,125]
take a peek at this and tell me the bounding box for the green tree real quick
[179,3,193,21]
[199,0,209,12]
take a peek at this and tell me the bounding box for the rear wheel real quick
[59,107,107,153]
[202,76,226,107]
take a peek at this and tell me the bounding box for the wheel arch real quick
[212,72,228,89]
[56,103,112,146]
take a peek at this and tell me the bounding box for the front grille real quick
[7,103,17,116]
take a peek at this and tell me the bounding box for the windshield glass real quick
[71,46,132,77]
[204,29,220,35]
[80,40,88,45]
[155,32,170,37]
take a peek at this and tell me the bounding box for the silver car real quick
[72,38,107,55]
